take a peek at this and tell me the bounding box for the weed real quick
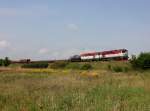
[112,66,123,72]
[81,64,93,70]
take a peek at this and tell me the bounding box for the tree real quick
[3,57,11,67]
[0,59,3,66]
[131,52,150,69]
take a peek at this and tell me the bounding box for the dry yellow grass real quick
[0,62,150,111]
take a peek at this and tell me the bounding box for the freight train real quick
[70,49,128,62]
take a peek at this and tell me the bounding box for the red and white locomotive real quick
[70,49,128,61]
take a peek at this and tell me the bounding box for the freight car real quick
[70,49,128,62]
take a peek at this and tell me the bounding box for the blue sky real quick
[0,0,150,60]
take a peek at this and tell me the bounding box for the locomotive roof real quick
[80,49,128,56]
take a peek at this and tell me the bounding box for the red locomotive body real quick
[80,49,128,61]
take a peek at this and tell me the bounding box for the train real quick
[10,49,128,64]
[70,49,128,62]
[11,59,55,64]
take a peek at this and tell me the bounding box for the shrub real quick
[109,65,129,73]
[51,62,93,70]
[0,57,11,67]
[0,59,3,66]
[65,63,81,69]
[81,64,92,70]
[22,62,49,68]
[123,67,129,72]
[130,53,150,69]
[50,61,69,69]
[3,57,11,66]
[112,66,123,72]
[107,64,112,70]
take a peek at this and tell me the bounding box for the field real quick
[0,61,150,111]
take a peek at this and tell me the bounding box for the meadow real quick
[0,61,150,111]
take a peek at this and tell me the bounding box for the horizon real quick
[0,0,150,60]
[2,48,142,61]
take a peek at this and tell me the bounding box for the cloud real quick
[67,24,79,31]
[0,8,17,16]
[0,32,8,39]
[48,48,83,60]
[0,5,48,17]
[38,48,49,54]
[0,40,10,49]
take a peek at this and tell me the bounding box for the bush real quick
[107,64,112,70]
[3,57,11,66]
[65,63,81,69]
[22,62,49,68]
[112,66,123,72]
[123,67,129,72]
[108,65,129,73]
[0,59,3,66]
[50,61,93,70]
[81,64,92,70]
[130,53,150,69]
[50,61,69,69]
[0,57,11,67]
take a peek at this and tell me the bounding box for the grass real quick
[0,62,150,111]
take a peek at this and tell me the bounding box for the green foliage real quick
[50,62,93,70]
[0,59,3,66]
[65,63,81,69]
[80,64,93,70]
[108,65,129,73]
[50,61,69,69]
[0,72,150,111]
[131,53,150,69]
[107,64,112,70]
[3,57,11,66]
[123,67,129,72]
[0,57,11,67]
[22,62,49,68]
[112,66,123,72]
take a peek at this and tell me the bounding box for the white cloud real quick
[0,8,17,16]
[0,32,8,39]
[67,24,79,31]
[0,40,10,49]
[48,48,82,60]
[38,48,49,54]
[0,5,48,17]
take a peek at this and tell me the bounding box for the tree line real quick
[0,57,11,67]
[0,52,150,70]
[130,52,150,69]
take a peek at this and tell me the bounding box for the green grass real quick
[0,62,150,111]
[0,73,149,111]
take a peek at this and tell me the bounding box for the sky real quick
[0,0,150,60]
